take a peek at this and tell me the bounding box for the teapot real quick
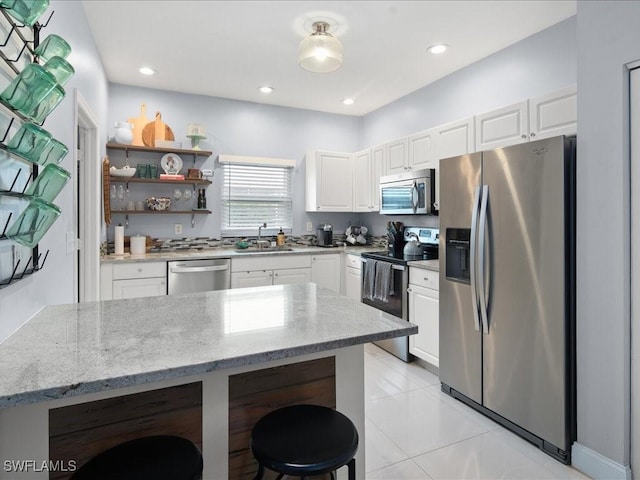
[403,233,423,257]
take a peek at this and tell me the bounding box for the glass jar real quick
[5,122,52,164]
[0,63,58,118]
[38,138,68,166]
[27,83,65,124]
[24,163,70,202]
[42,56,75,86]
[34,33,71,62]
[0,0,49,27]
[5,197,61,248]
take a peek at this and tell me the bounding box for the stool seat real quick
[71,435,203,480]
[250,404,358,478]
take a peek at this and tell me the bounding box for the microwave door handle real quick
[411,181,419,213]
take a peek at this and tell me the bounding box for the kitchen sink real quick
[234,247,295,253]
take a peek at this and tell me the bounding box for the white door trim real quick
[629,67,639,478]
[74,90,100,302]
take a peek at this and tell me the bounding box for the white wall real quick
[574,0,640,473]
[0,0,108,343]
[360,17,577,234]
[360,17,577,148]
[107,84,362,240]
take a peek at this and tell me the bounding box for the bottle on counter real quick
[197,188,206,209]
[276,227,286,246]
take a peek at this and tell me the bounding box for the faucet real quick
[257,223,267,249]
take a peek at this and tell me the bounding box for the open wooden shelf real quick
[110,210,211,215]
[106,143,212,158]
[109,176,212,185]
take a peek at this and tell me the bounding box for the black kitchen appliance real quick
[316,224,333,247]
[361,226,439,362]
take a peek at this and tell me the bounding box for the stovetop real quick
[361,250,438,266]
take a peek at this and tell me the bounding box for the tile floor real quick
[363,343,592,479]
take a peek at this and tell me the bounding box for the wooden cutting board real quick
[127,103,150,147]
[142,112,174,147]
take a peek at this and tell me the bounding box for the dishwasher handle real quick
[169,264,230,274]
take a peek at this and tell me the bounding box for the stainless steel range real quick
[361,226,439,361]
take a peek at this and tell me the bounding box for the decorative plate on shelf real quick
[160,153,183,175]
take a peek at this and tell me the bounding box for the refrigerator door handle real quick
[470,185,482,332]
[478,185,490,334]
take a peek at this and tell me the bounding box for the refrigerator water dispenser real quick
[445,228,471,283]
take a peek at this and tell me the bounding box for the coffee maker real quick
[316,224,333,247]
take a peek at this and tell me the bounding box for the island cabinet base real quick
[0,346,364,480]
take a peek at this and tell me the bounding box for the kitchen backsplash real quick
[103,234,387,255]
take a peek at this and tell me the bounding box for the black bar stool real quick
[250,404,358,480]
[71,435,203,480]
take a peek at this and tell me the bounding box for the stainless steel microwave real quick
[379,168,436,215]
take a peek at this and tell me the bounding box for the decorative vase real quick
[114,121,133,145]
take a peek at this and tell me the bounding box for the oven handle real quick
[360,258,406,271]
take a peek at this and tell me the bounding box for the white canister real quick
[114,121,133,145]
[129,235,146,255]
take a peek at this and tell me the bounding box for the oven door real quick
[380,178,428,215]
[360,258,408,320]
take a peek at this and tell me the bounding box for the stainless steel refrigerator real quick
[439,135,576,464]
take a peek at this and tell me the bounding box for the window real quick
[220,156,294,236]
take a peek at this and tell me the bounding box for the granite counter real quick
[0,283,414,479]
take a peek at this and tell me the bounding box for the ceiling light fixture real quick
[139,67,156,75]
[342,98,354,105]
[298,21,343,73]
[258,86,274,94]
[427,44,448,55]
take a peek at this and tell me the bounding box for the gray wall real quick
[0,1,108,343]
[360,16,577,236]
[107,84,363,240]
[575,0,639,468]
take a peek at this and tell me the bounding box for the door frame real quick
[630,66,639,476]
[73,90,100,302]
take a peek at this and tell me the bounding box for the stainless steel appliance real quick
[167,258,231,295]
[439,136,576,464]
[316,224,333,246]
[379,168,436,215]
[361,226,439,361]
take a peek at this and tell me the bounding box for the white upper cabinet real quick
[475,86,577,151]
[475,101,529,151]
[385,137,409,175]
[435,117,475,160]
[353,149,380,212]
[371,145,384,210]
[529,84,577,140]
[305,150,353,212]
[408,128,438,170]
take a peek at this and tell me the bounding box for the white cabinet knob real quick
[521,134,527,139]
[530,132,536,137]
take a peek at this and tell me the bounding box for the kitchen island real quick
[0,283,415,479]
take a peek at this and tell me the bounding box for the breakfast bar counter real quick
[0,283,415,479]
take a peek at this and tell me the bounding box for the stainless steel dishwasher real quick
[167,258,231,295]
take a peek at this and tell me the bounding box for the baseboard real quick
[572,442,633,480]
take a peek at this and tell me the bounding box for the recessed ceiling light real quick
[139,67,156,75]
[258,86,274,94]
[427,44,448,55]
[342,98,354,105]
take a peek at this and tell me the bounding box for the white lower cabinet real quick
[273,268,312,285]
[343,254,362,300]
[101,261,167,300]
[311,254,341,293]
[408,268,439,367]
[231,255,313,289]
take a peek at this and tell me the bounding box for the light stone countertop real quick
[0,283,416,408]
[101,245,379,264]
[407,259,440,272]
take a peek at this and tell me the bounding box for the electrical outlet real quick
[306,221,313,233]
[174,223,183,235]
